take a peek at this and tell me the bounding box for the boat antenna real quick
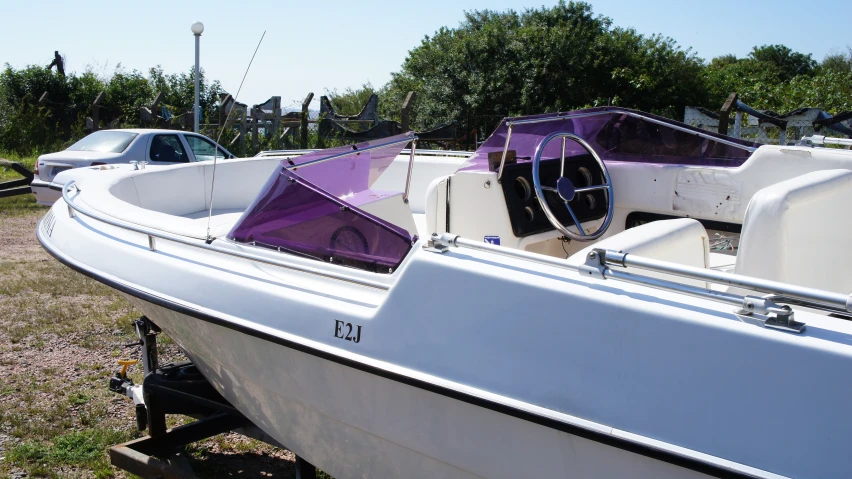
[205,30,266,244]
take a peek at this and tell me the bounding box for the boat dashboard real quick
[498,155,608,237]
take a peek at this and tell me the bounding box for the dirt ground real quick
[0,199,307,478]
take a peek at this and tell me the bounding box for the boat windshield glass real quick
[228,133,415,273]
[460,107,757,172]
[66,131,138,153]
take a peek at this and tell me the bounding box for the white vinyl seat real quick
[734,169,852,295]
[567,218,710,288]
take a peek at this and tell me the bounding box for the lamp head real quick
[191,22,204,35]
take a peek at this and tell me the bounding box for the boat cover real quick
[460,107,757,172]
[228,133,416,273]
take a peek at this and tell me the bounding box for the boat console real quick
[499,154,606,237]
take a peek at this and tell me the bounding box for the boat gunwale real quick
[37,214,785,479]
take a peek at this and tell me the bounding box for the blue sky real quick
[1,0,849,110]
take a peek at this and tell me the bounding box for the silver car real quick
[31,129,234,205]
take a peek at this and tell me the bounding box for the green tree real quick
[748,44,817,81]
[0,59,224,155]
[384,1,707,137]
[326,82,380,116]
[821,48,852,74]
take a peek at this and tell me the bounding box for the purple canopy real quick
[228,133,416,273]
[460,107,757,172]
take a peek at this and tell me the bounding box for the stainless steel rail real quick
[798,135,852,147]
[496,108,758,182]
[403,139,417,204]
[438,235,747,309]
[426,233,852,330]
[255,148,472,158]
[611,252,851,312]
[61,182,391,291]
[282,135,417,171]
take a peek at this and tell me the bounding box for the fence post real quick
[87,91,105,132]
[239,110,247,155]
[718,92,737,136]
[401,91,416,132]
[251,108,261,151]
[300,92,314,149]
[218,94,232,128]
[732,111,743,138]
[271,96,282,149]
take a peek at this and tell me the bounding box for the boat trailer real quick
[108,316,319,478]
[0,159,34,198]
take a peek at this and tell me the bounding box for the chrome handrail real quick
[283,135,417,171]
[403,139,417,203]
[610,252,850,310]
[255,148,473,158]
[61,181,391,291]
[496,108,758,182]
[425,233,852,331]
[798,135,852,147]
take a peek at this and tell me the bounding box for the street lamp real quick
[191,21,204,133]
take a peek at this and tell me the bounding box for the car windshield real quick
[66,131,138,153]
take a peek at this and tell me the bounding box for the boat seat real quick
[734,169,852,295]
[567,218,710,288]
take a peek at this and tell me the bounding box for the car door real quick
[182,134,231,162]
[148,134,191,164]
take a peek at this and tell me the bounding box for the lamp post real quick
[191,21,204,133]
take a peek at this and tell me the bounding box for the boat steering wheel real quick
[531,132,614,242]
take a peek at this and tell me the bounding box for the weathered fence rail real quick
[0,159,34,198]
[685,93,852,145]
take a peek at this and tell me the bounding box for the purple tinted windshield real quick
[228,134,415,273]
[460,107,757,171]
[284,134,413,196]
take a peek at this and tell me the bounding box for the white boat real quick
[38,107,852,478]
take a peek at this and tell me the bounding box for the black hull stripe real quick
[38,223,764,479]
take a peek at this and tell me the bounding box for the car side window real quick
[184,135,225,162]
[149,135,190,163]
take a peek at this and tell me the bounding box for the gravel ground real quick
[0,202,308,478]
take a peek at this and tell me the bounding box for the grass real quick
[0,150,37,176]
[8,428,134,478]
[0,197,317,477]
[0,193,45,216]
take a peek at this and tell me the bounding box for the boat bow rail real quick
[425,233,852,333]
[60,181,392,291]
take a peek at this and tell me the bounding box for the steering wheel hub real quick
[556,177,576,202]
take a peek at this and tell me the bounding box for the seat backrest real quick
[735,169,852,294]
[567,218,710,288]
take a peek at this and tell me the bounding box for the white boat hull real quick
[125,296,714,479]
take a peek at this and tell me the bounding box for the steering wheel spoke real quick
[565,205,587,236]
[573,184,610,194]
[531,132,614,242]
